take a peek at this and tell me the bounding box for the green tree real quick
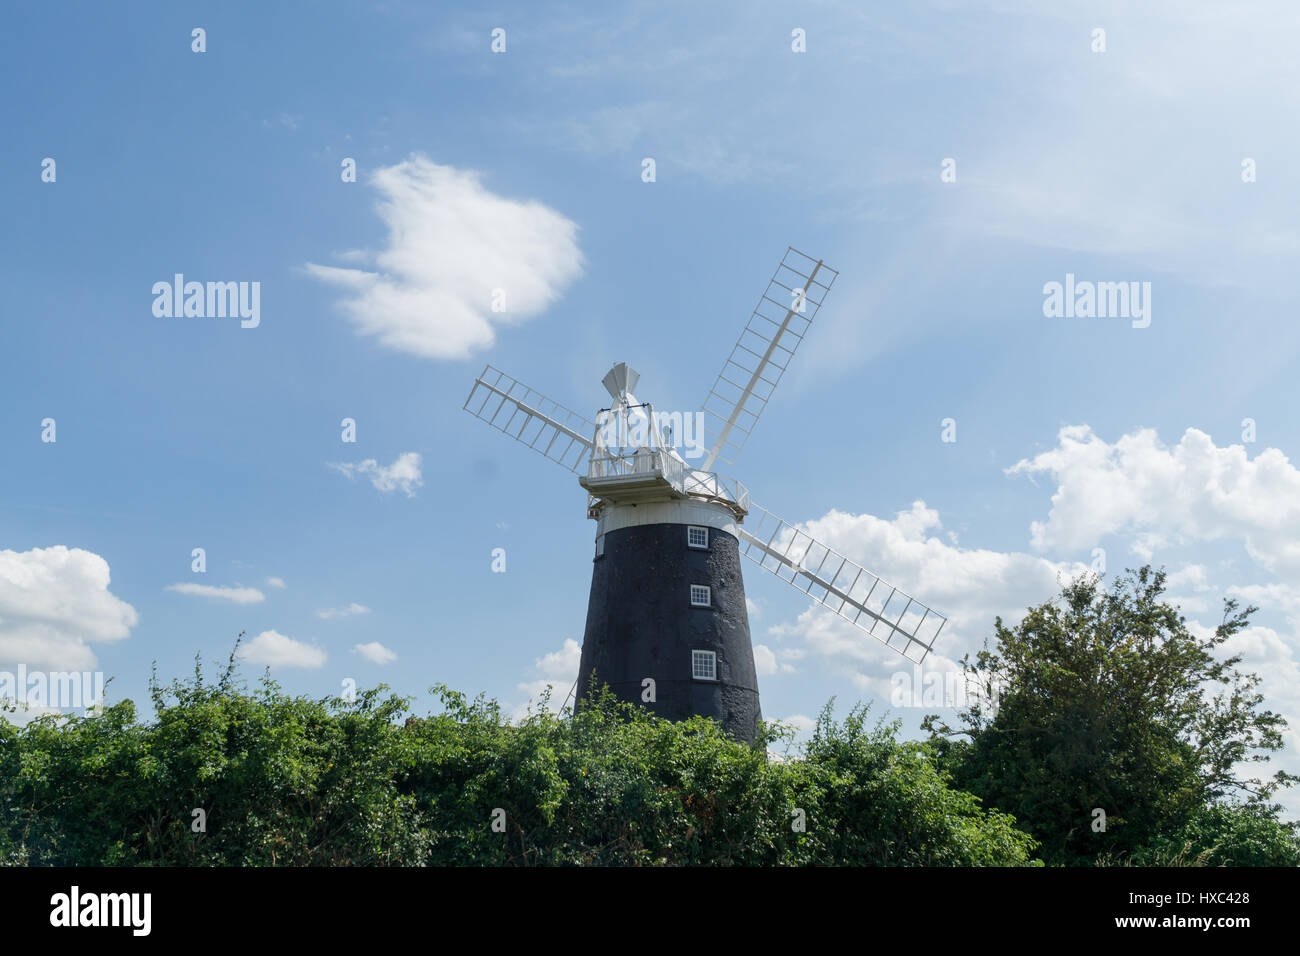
[925,566,1298,865]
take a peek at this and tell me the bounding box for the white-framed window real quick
[691,649,717,681]
[687,525,709,550]
[595,535,604,558]
[690,584,711,607]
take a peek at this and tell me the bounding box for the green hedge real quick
[0,667,1038,867]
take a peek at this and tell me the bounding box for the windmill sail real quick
[463,365,596,473]
[701,248,838,470]
[736,501,945,663]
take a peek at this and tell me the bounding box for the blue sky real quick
[3,2,1300,814]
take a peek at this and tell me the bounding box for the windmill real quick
[463,248,946,743]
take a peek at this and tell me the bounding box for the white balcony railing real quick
[587,447,686,491]
[682,471,749,512]
[585,449,748,514]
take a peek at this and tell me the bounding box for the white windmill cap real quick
[602,362,639,404]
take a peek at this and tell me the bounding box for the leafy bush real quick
[0,655,1037,866]
[1117,803,1300,867]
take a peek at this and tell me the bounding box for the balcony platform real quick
[579,469,686,505]
[580,448,750,520]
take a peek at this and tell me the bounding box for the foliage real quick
[1113,803,1300,868]
[0,649,1036,866]
[924,566,1299,866]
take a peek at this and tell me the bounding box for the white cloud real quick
[352,641,396,664]
[752,642,796,676]
[305,154,583,360]
[767,713,818,760]
[0,546,137,671]
[318,602,372,620]
[1165,564,1210,592]
[781,502,1082,641]
[515,638,582,718]
[1008,426,1300,575]
[237,630,326,669]
[1228,582,1300,617]
[328,452,423,497]
[1221,624,1300,770]
[0,701,66,727]
[759,501,1086,697]
[165,582,265,604]
[762,432,1300,714]
[1157,563,1218,615]
[1179,615,1300,816]
[266,576,287,589]
[776,713,817,735]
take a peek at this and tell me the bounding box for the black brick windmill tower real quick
[464,248,947,743]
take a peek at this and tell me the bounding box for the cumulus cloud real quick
[237,630,326,669]
[328,452,423,497]
[760,430,1300,700]
[0,546,138,671]
[266,576,287,589]
[1174,613,1300,818]
[317,602,372,620]
[305,155,583,360]
[1165,564,1210,592]
[165,582,265,604]
[755,501,1086,698]
[515,638,582,718]
[752,642,796,676]
[1221,625,1300,759]
[775,503,1084,639]
[1007,426,1300,574]
[352,641,396,664]
[1228,582,1300,617]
